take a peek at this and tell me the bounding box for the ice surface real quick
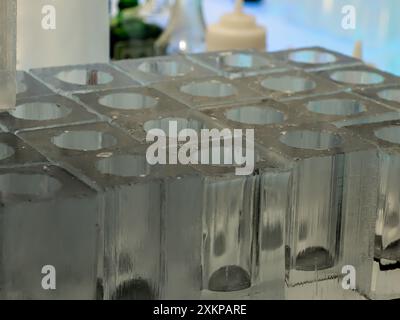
[0,94,100,133]
[0,0,16,110]
[238,69,345,102]
[0,165,99,299]
[16,71,54,100]
[270,46,362,72]
[30,64,140,95]
[186,50,289,79]
[17,122,136,186]
[199,92,393,131]
[317,65,400,92]
[152,76,263,109]
[1,47,399,300]
[76,87,226,144]
[355,84,400,112]
[0,132,47,166]
[75,86,193,135]
[200,99,289,128]
[114,55,216,85]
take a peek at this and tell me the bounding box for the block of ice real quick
[254,123,378,288]
[0,0,16,110]
[198,100,378,291]
[0,95,100,133]
[0,165,99,299]
[1,47,399,300]
[30,63,140,95]
[114,55,216,85]
[343,120,400,299]
[152,76,263,109]
[251,168,291,299]
[183,141,289,300]
[18,122,204,299]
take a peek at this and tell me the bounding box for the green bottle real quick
[110,0,163,60]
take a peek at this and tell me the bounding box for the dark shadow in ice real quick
[295,246,334,271]
[213,233,226,257]
[208,265,251,292]
[112,278,154,300]
[261,224,283,251]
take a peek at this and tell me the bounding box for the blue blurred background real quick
[110,0,400,75]
[203,0,400,75]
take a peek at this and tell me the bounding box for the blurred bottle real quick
[154,0,206,55]
[110,0,163,59]
[206,0,266,51]
[138,0,173,28]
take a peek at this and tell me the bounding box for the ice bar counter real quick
[0,47,400,300]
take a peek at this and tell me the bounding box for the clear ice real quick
[0,46,399,299]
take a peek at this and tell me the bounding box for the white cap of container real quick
[206,0,267,52]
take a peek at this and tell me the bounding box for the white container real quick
[0,0,17,110]
[17,0,109,70]
[206,0,266,52]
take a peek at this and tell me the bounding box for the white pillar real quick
[17,0,110,70]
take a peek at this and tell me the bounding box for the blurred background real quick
[108,0,400,75]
